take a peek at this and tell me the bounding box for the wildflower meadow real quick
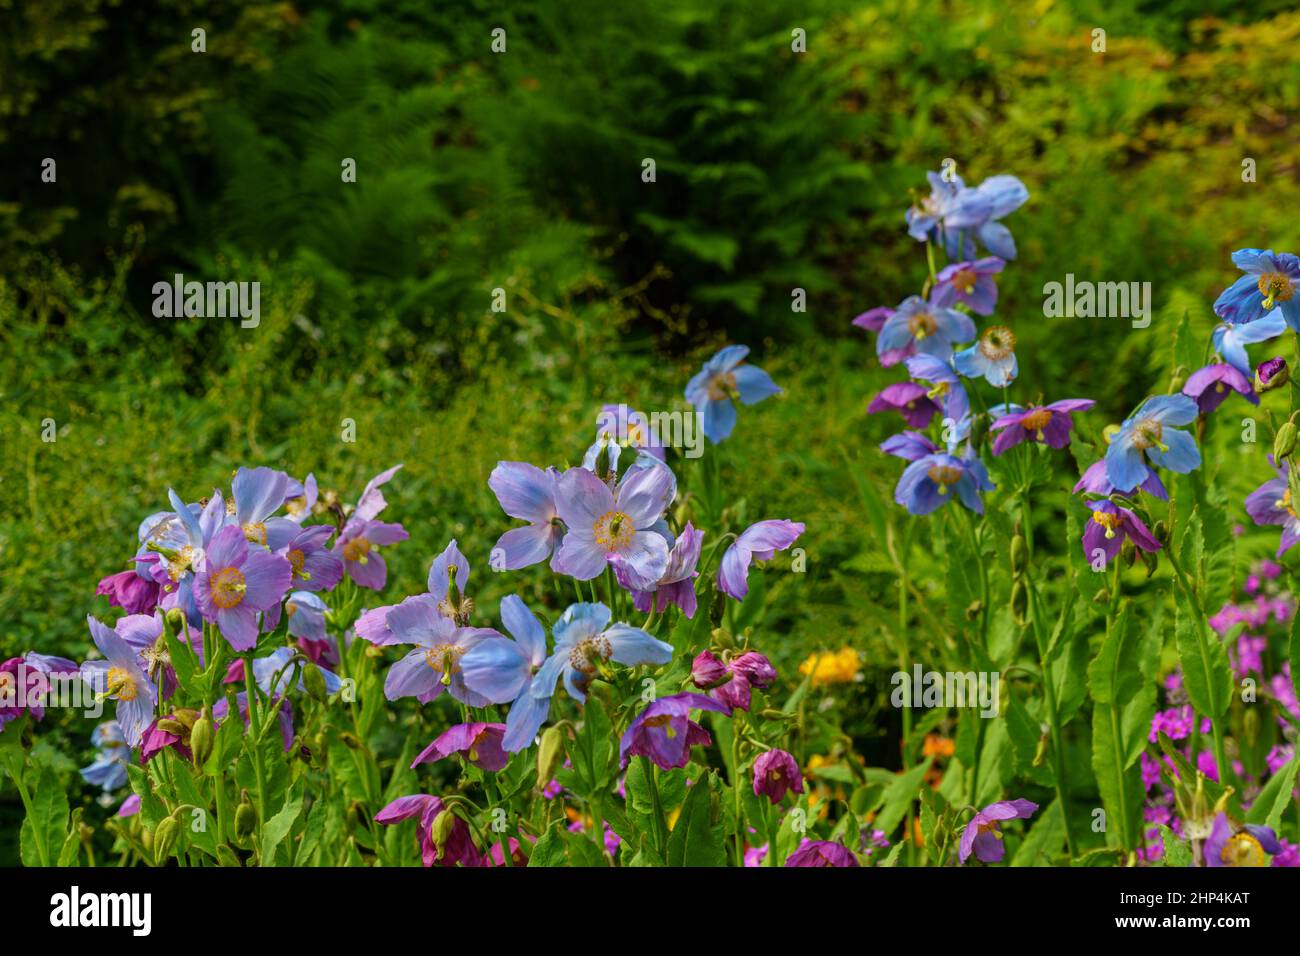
[3,0,1300,933]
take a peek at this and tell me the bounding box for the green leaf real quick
[57,807,84,866]
[1246,750,1300,833]
[665,775,726,867]
[1157,825,1192,867]
[527,823,567,868]
[874,758,933,838]
[1175,604,1232,720]
[1011,799,1064,866]
[260,784,303,865]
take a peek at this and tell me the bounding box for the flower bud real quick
[1274,421,1297,462]
[234,792,257,841]
[1153,521,1170,546]
[1010,534,1028,577]
[164,607,186,633]
[302,662,328,703]
[1121,537,1137,568]
[1256,356,1289,393]
[156,718,186,736]
[537,726,566,788]
[190,707,215,770]
[1011,581,1028,625]
[430,809,458,851]
[968,411,991,450]
[153,816,181,865]
[691,650,728,689]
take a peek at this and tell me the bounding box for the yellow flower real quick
[798,647,862,687]
[922,733,955,759]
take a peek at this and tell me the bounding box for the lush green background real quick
[2,0,1298,864]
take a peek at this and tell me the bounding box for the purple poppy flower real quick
[1103,394,1201,493]
[461,596,551,751]
[109,611,177,699]
[489,462,564,572]
[1256,356,1289,393]
[717,519,805,600]
[412,723,509,772]
[194,525,292,651]
[116,793,142,818]
[375,794,483,868]
[990,399,1094,454]
[553,462,675,590]
[852,306,893,332]
[685,345,781,443]
[1212,312,1287,376]
[1,653,77,729]
[140,717,191,764]
[96,569,161,616]
[904,353,970,426]
[353,464,403,521]
[955,325,1018,386]
[332,518,408,590]
[785,840,860,867]
[753,749,804,804]
[932,257,1004,315]
[959,798,1037,864]
[895,451,994,516]
[280,472,319,524]
[381,599,499,707]
[1245,459,1300,557]
[266,523,343,593]
[619,692,729,770]
[1183,364,1258,414]
[1203,812,1282,866]
[230,466,291,546]
[1213,249,1300,328]
[427,538,472,622]
[1082,501,1162,567]
[583,404,668,470]
[868,383,940,429]
[618,522,704,618]
[80,616,159,747]
[875,296,976,367]
[692,650,777,711]
[905,171,993,252]
[1073,459,1167,500]
[881,430,939,461]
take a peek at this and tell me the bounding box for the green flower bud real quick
[302,662,328,703]
[536,726,566,789]
[153,816,181,865]
[234,793,257,841]
[1010,534,1028,577]
[1011,581,1028,625]
[1274,421,1297,462]
[430,809,457,852]
[190,708,215,770]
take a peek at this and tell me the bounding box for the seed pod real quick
[234,793,257,841]
[536,726,566,789]
[153,816,181,865]
[1274,421,1297,462]
[711,627,735,650]
[190,711,214,770]
[1141,548,1159,578]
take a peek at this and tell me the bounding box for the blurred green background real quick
[2,0,1299,862]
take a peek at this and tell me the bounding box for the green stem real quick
[640,756,669,858]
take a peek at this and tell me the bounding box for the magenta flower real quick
[931,257,1004,315]
[553,462,676,590]
[692,649,776,711]
[785,840,859,867]
[990,399,1094,454]
[95,569,161,615]
[753,749,803,804]
[193,525,292,651]
[617,522,704,618]
[1183,364,1258,415]
[140,717,191,764]
[1,653,78,730]
[619,692,729,770]
[488,461,564,571]
[1082,501,1161,567]
[1256,356,1289,393]
[959,798,1037,863]
[375,794,483,868]
[412,723,509,773]
[867,382,940,429]
[717,519,805,601]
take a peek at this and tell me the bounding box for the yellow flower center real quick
[642,713,677,738]
[951,268,978,294]
[1258,272,1295,310]
[286,496,307,517]
[1222,831,1269,867]
[926,464,963,495]
[210,566,247,609]
[1131,417,1168,452]
[167,545,196,582]
[593,510,635,550]
[287,548,308,579]
[106,666,139,702]
[908,311,938,341]
[424,643,467,686]
[979,325,1016,361]
[1091,510,1123,539]
[243,521,267,545]
[1020,407,1052,435]
[343,537,371,563]
[568,636,612,674]
[706,371,738,401]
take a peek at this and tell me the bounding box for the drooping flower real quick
[753,749,804,804]
[717,519,805,600]
[95,569,161,616]
[80,721,130,793]
[958,798,1038,864]
[618,522,704,618]
[140,715,192,764]
[1256,356,1289,393]
[989,399,1093,454]
[692,649,776,711]
[530,603,672,708]
[1244,459,1300,557]
[852,306,893,333]
[553,462,675,590]
[1082,501,1162,566]
[1212,249,1300,328]
[1203,812,1282,867]
[875,296,976,367]
[582,404,668,471]
[784,840,860,867]
[242,646,343,699]
[412,723,509,773]
[962,174,1030,260]
[381,599,500,707]
[375,794,483,868]
[193,525,292,651]
[281,473,318,524]
[1211,312,1287,377]
[1182,364,1258,415]
[904,354,970,426]
[932,257,1004,315]
[488,462,564,572]
[80,616,159,747]
[867,383,940,429]
[685,345,781,443]
[1073,459,1167,500]
[1103,394,1201,493]
[619,692,729,770]
[955,325,1018,386]
[894,449,994,515]
[0,654,78,730]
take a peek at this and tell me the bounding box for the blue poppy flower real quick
[685,345,781,443]
[1212,249,1300,328]
[1103,394,1201,493]
[1211,312,1286,377]
[955,325,1018,387]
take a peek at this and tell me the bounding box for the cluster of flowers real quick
[4,344,873,867]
